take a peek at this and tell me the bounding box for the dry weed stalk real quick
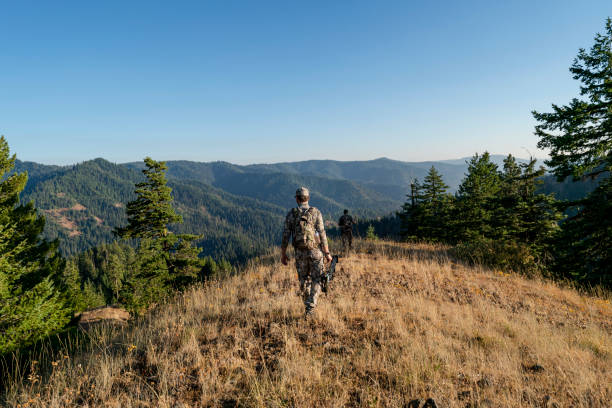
[2,240,610,407]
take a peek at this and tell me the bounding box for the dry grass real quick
[2,240,611,407]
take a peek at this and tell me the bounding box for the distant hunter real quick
[281,187,332,317]
[338,209,355,250]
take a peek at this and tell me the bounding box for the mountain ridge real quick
[14,155,602,258]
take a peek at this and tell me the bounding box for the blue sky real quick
[1,1,610,165]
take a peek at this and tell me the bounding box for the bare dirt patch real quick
[43,208,80,236]
[42,202,89,236]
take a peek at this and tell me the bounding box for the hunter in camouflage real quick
[281,187,332,316]
[338,209,355,250]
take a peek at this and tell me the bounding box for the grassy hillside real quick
[4,241,609,407]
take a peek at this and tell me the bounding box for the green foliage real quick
[199,256,233,280]
[395,155,561,275]
[62,240,233,313]
[127,160,401,220]
[552,176,612,287]
[533,18,612,287]
[452,237,541,276]
[16,156,599,263]
[114,157,203,310]
[62,241,136,311]
[399,166,455,242]
[449,157,561,275]
[533,18,612,180]
[365,224,378,240]
[116,158,182,239]
[19,158,285,262]
[452,154,560,274]
[0,136,70,354]
[329,213,400,241]
[453,152,502,241]
[20,158,142,257]
[494,156,562,258]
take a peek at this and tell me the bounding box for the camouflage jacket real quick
[281,205,328,251]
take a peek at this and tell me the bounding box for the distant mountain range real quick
[15,155,601,260]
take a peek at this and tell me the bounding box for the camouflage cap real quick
[295,186,310,198]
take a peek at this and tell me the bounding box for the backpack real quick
[292,207,318,250]
[340,215,353,232]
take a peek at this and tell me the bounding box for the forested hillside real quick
[131,157,601,202]
[18,159,285,260]
[16,156,603,259]
[124,160,400,217]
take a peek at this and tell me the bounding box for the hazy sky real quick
[1,1,610,165]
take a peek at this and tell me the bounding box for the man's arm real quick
[281,211,293,265]
[316,211,333,262]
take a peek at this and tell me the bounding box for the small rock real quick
[220,399,238,408]
[76,305,130,330]
[423,398,439,408]
[523,363,544,373]
[478,399,493,408]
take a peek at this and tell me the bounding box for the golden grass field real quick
[2,240,611,407]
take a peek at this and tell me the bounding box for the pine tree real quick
[421,166,449,203]
[418,166,453,241]
[398,167,454,242]
[115,157,202,307]
[453,152,502,241]
[0,136,70,354]
[532,18,612,286]
[115,157,182,240]
[398,179,423,240]
[365,224,378,240]
[533,18,612,179]
[492,155,562,271]
[553,176,611,286]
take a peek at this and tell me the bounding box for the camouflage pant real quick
[341,230,353,249]
[294,248,325,313]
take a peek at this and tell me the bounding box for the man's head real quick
[344,209,348,215]
[295,187,309,204]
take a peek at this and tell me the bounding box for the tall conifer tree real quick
[0,136,70,354]
[115,157,202,308]
[416,166,453,241]
[533,18,612,286]
[495,156,561,265]
[398,180,423,240]
[399,167,453,242]
[453,152,502,241]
